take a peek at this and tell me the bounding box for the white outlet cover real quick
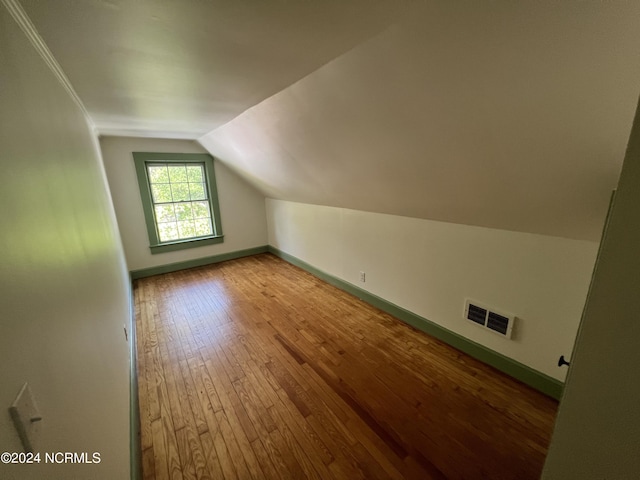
[9,383,42,452]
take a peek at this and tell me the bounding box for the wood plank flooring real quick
[134,253,558,479]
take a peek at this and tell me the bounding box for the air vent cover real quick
[487,312,510,335]
[467,304,487,326]
[464,300,514,339]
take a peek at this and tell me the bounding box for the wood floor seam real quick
[134,253,558,479]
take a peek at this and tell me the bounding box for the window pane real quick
[187,165,204,183]
[192,201,210,219]
[168,165,188,183]
[171,183,190,202]
[151,184,172,203]
[174,203,194,221]
[189,182,206,200]
[135,153,223,250]
[177,221,196,238]
[154,204,176,223]
[194,218,213,236]
[148,165,169,184]
[158,222,179,242]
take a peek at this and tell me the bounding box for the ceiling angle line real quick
[1,0,96,132]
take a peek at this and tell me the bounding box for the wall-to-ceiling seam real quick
[1,0,96,134]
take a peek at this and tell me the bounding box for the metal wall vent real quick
[467,304,487,326]
[464,300,514,339]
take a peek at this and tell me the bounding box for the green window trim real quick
[133,152,223,254]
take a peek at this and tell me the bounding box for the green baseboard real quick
[130,245,269,280]
[267,246,563,400]
[128,277,141,480]
[128,244,563,399]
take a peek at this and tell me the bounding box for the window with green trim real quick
[133,152,223,254]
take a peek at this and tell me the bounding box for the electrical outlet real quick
[359,271,366,283]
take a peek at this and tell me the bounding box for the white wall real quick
[266,199,598,381]
[542,100,640,478]
[0,4,130,479]
[100,136,268,272]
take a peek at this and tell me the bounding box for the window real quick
[133,152,223,254]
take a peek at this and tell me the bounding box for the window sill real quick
[149,235,224,254]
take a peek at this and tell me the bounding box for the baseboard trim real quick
[128,277,142,480]
[267,246,563,400]
[130,246,269,280]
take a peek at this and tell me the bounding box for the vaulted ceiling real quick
[20,0,640,241]
[21,0,404,138]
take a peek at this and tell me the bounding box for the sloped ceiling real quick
[20,0,405,138]
[199,1,640,241]
[20,0,640,241]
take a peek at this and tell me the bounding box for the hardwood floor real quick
[134,253,558,479]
